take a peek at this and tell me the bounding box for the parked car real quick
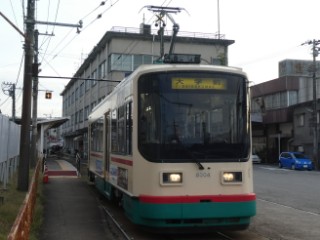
[279,152,313,170]
[252,154,261,164]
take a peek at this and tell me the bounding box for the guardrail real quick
[7,158,41,240]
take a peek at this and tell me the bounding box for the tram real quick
[88,54,256,231]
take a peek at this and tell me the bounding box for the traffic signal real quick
[45,91,52,99]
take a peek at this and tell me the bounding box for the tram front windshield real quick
[138,71,250,163]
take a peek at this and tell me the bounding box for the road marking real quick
[259,166,290,171]
[258,198,320,216]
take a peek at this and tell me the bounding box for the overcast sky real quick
[1,0,320,118]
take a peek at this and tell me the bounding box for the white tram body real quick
[88,63,256,231]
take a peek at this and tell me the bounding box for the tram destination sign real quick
[172,78,227,90]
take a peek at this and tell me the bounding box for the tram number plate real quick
[303,165,308,168]
[196,172,211,178]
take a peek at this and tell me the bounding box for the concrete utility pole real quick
[18,0,35,191]
[30,29,40,168]
[303,39,320,170]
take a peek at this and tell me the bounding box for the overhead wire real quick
[40,57,64,77]
[41,1,118,72]
[39,0,60,64]
[9,0,19,27]
[51,0,121,58]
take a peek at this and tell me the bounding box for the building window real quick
[257,90,298,111]
[75,111,79,124]
[80,82,84,96]
[109,54,153,72]
[272,92,280,109]
[133,55,143,69]
[288,91,298,106]
[85,105,90,120]
[85,76,90,91]
[79,109,83,123]
[75,87,79,100]
[91,70,97,86]
[109,54,132,71]
[298,114,305,127]
[280,91,287,108]
[98,61,106,78]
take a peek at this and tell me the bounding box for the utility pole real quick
[1,82,16,121]
[312,40,320,170]
[18,0,35,191]
[30,29,39,168]
[303,39,320,170]
[30,30,54,168]
[11,83,15,122]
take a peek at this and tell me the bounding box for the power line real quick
[51,0,121,57]
[41,1,117,69]
[38,0,60,62]
[38,75,121,83]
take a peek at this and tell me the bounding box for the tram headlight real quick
[161,172,183,185]
[222,172,242,184]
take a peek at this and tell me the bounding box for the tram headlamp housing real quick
[161,172,183,185]
[222,171,242,184]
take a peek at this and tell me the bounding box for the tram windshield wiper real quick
[188,151,205,170]
[194,160,205,170]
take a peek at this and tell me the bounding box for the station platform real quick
[45,158,78,177]
[40,156,109,239]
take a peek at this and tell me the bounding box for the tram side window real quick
[91,118,103,152]
[111,102,132,155]
[111,109,118,152]
[118,106,125,153]
[126,102,132,154]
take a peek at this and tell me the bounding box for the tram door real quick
[105,111,110,178]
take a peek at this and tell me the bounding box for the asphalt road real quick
[250,164,320,240]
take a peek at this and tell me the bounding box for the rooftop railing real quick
[110,26,225,40]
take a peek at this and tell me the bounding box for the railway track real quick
[98,195,267,240]
[101,205,133,240]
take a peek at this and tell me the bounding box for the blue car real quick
[279,152,313,170]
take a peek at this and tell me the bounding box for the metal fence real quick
[0,114,20,189]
